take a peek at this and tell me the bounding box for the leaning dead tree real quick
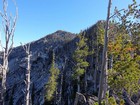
[0,0,18,104]
[22,43,32,105]
[98,0,111,104]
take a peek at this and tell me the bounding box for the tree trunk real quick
[98,0,111,104]
[1,54,8,105]
[93,69,97,93]
[110,55,113,70]
[67,80,72,105]
[59,74,63,105]
[84,70,87,93]
[123,90,140,105]
[58,69,63,105]
[25,53,31,105]
[23,44,31,105]
[54,90,58,105]
[103,54,108,98]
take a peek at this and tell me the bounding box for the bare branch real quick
[22,89,25,94]
[109,9,125,19]
[10,5,18,37]
[0,12,6,21]
[8,34,14,55]
[22,43,31,55]
[0,30,4,51]
[3,0,8,18]
[0,0,18,104]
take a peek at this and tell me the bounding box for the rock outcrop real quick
[2,21,105,105]
[5,30,77,105]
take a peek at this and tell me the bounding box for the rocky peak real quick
[3,22,104,105]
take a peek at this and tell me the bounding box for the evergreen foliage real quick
[45,52,60,102]
[107,0,140,99]
[73,32,89,78]
[96,22,105,46]
[72,32,89,92]
[109,32,140,95]
[108,29,140,97]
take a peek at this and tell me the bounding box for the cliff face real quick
[4,22,103,105]
[5,30,77,105]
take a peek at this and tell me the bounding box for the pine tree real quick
[45,51,59,102]
[73,32,89,92]
[108,32,140,104]
[93,22,105,93]
[107,1,140,104]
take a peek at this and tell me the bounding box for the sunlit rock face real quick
[5,30,76,105]
[4,21,106,105]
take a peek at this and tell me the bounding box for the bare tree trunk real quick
[58,57,67,105]
[1,55,8,105]
[110,55,113,70]
[26,53,31,105]
[123,90,140,105]
[22,44,31,105]
[103,54,108,98]
[58,72,63,105]
[0,0,18,104]
[98,0,111,104]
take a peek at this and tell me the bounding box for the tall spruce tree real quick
[73,32,89,93]
[45,51,59,102]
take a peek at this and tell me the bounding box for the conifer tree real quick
[73,32,89,92]
[107,1,140,104]
[108,31,140,105]
[93,22,105,93]
[45,51,59,102]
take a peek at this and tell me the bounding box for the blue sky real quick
[0,0,139,46]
